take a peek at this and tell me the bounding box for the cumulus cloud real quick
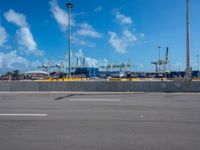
[0,51,49,72]
[16,28,36,50]
[109,10,144,54]
[77,23,102,38]
[108,30,137,54]
[74,49,108,67]
[0,51,28,70]
[0,26,8,46]
[50,0,73,31]
[85,58,108,68]
[98,58,108,67]
[94,6,103,12]
[4,9,43,56]
[30,60,42,69]
[72,36,96,48]
[75,49,84,58]
[123,30,137,42]
[49,0,100,48]
[114,10,133,25]
[109,32,127,54]
[4,9,27,27]
[72,22,101,48]
[85,57,98,67]
[16,27,43,56]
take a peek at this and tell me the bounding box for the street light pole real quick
[66,3,73,77]
[158,46,161,73]
[186,0,192,81]
[158,46,161,61]
[197,54,200,77]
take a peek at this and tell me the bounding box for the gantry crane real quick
[151,47,169,74]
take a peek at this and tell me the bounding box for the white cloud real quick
[73,22,101,48]
[0,26,8,46]
[0,51,28,70]
[94,6,103,12]
[115,10,133,25]
[77,39,96,48]
[0,51,51,72]
[0,52,49,73]
[50,0,73,31]
[72,36,96,48]
[16,27,43,56]
[85,57,98,67]
[109,10,144,54]
[77,23,102,38]
[75,49,84,58]
[85,58,108,68]
[4,9,27,27]
[30,60,42,69]
[139,33,145,38]
[123,30,137,42]
[49,0,100,47]
[74,49,108,67]
[108,31,130,54]
[17,28,36,50]
[4,9,43,56]
[98,58,108,67]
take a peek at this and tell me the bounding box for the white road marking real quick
[0,114,47,117]
[69,99,120,101]
[137,114,144,118]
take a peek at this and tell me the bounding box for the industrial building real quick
[74,67,99,78]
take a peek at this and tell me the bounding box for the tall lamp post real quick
[197,54,200,77]
[158,46,161,73]
[66,3,73,77]
[186,0,192,81]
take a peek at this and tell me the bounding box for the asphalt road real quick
[0,92,200,150]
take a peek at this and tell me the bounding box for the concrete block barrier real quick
[0,81,200,92]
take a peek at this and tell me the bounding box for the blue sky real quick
[0,0,200,73]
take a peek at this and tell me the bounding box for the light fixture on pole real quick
[66,3,73,77]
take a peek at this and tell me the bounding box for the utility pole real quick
[186,0,192,81]
[66,3,73,77]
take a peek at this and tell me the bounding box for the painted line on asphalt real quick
[0,91,145,94]
[0,114,47,117]
[69,99,120,101]
[1,92,200,95]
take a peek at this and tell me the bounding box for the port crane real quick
[151,47,169,74]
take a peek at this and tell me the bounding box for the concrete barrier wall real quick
[0,81,200,92]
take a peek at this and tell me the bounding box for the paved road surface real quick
[0,92,200,150]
